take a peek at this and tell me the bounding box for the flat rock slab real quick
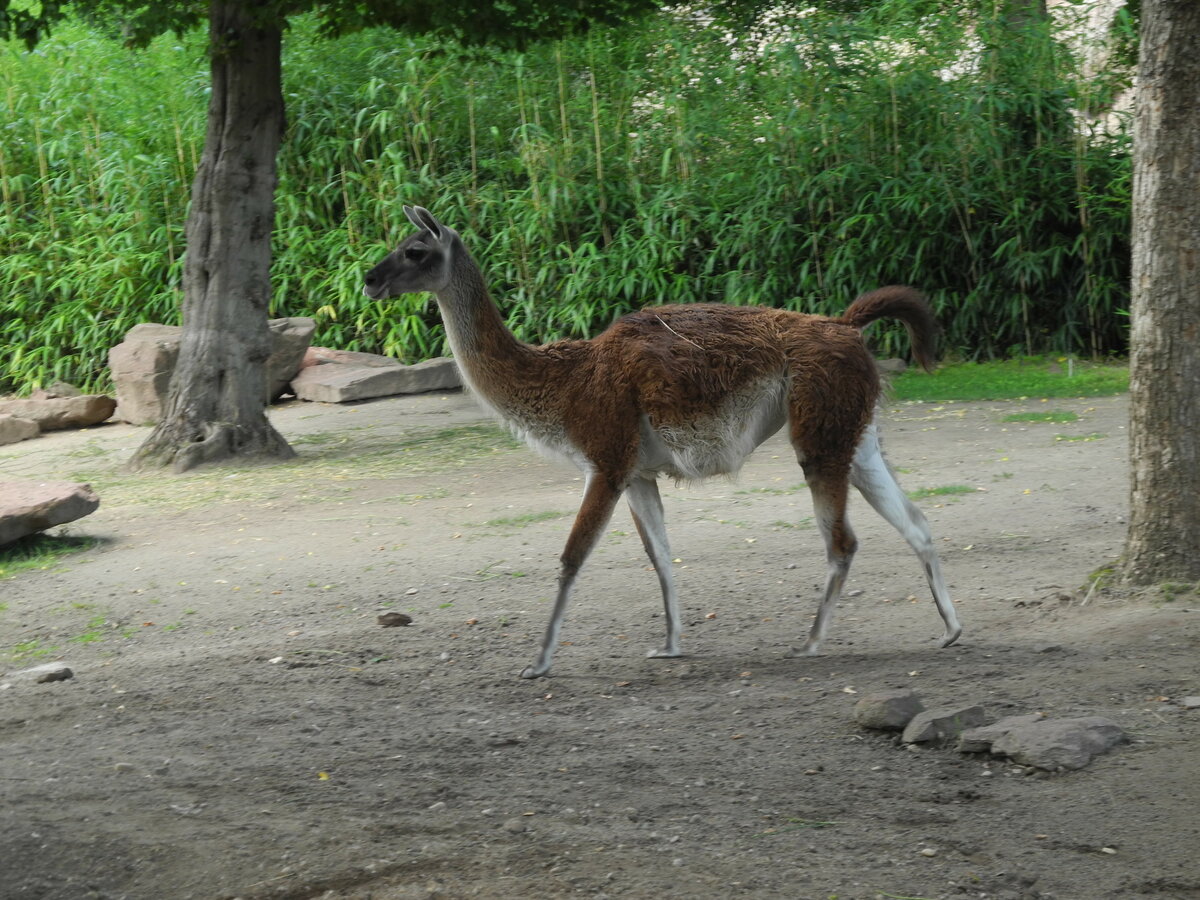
[989,716,1125,770]
[854,688,925,731]
[902,704,989,744]
[0,414,40,446]
[300,347,405,369]
[0,395,115,431]
[957,714,1047,753]
[0,481,101,546]
[290,355,460,403]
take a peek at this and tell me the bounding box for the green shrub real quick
[0,4,1131,393]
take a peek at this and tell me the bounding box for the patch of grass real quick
[1001,410,1080,424]
[907,484,976,501]
[47,423,519,512]
[1054,432,1107,443]
[1160,582,1198,603]
[456,562,530,581]
[892,358,1128,402]
[9,639,56,661]
[757,818,838,836]
[68,615,108,644]
[0,533,100,579]
[771,518,813,530]
[64,440,114,460]
[479,510,566,528]
[736,483,807,496]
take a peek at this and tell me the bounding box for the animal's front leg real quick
[521,474,622,679]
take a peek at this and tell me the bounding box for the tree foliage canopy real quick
[0,0,664,49]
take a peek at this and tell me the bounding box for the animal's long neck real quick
[434,237,533,403]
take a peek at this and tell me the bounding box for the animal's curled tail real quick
[836,286,939,372]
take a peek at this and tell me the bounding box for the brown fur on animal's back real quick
[596,305,793,424]
[586,303,881,436]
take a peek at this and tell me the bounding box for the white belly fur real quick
[637,380,788,481]
[469,372,789,483]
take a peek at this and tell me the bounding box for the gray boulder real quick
[854,688,925,731]
[29,382,83,400]
[107,323,182,425]
[957,714,1047,753]
[0,395,115,432]
[299,346,402,369]
[290,353,460,403]
[0,414,39,446]
[0,481,100,546]
[902,704,989,744]
[266,317,317,399]
[990,716,1125,771]
[108,318,317,424]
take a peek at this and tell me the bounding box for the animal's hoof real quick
[646,647,683,659]
[938,627,962,648]
[784,644,820,659]
[519,665,548,679]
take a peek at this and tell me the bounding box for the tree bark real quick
[130,0,293,472]
[1121,0,1200,583]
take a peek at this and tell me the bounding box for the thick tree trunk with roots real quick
[130,1,293,472]
[1121,0,1200,583]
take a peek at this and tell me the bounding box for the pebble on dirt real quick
[378,612,413,627]
[35,666,74,684]
[4,662,76,685]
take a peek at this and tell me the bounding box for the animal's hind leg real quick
[850,424,962,647]
[626,475,683,659]
[521,473,623,679]
[786,463,858,657]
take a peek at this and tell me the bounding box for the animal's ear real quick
[410,205,445,242]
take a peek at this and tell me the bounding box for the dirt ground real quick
[1,388,1197,900]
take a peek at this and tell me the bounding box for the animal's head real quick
[363,205,456,299]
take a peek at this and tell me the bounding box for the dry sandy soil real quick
[1,388,1197,900]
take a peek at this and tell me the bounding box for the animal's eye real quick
[404,245,427,261]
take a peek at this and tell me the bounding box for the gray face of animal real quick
[362,205,454,299]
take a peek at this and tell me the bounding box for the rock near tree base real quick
[108,318,316,425]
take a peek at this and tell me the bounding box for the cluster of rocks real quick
[0,383,110,545]
[0,317,461,445]
[0,384,117,447]
[853,687,1126,771]
[108,318,460,424]
[1,319,461,546]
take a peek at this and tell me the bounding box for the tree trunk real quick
[1121,0,1200,583]
[130,0,293,472]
